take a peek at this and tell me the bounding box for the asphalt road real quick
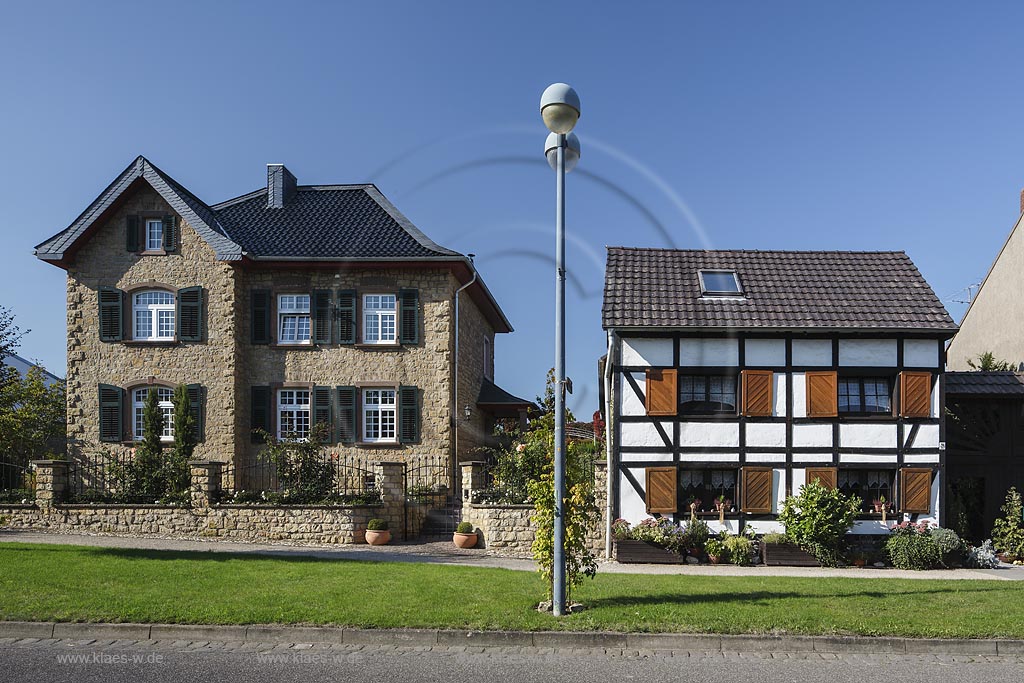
[2,637,1021,683]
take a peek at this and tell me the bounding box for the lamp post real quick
[540,82,580,617]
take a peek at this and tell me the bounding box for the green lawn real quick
[0,542,1020,638]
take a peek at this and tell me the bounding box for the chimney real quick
[267,164,297,208]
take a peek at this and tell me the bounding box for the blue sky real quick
[3,1,1024,414]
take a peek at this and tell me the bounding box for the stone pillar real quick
[189,460,223,509]
[375,461,406,539]
[461,461,488,502]
[32,460,69,509]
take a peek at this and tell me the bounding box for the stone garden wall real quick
[460,460,609,557]
[0,460,421,546]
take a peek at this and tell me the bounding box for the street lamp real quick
[540,82,580,617]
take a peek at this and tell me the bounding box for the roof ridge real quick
[606,246,908,255]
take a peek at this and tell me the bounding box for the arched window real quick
[132,386,175,441]
[133,290,175,340]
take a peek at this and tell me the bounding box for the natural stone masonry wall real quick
[460,461,609,557]
[0,461,420,545]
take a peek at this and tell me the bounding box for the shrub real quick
[611,518,631,540]
[629,517,687,552]
[456,522,475,534]
[683,518,710,549]
[760,532,788,545]
[778,480,861,567]
[366,518,388,531]
[886,522,941,570]
[929,526,965,567]
[965,539,1001,569]
[724,535,754,566]
[705,538,725,558]
[991,487,1024,557]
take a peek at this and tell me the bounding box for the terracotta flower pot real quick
[852,559,866,568]
[365,529,391,546]
[708,554,722,565]
[453,532,478,549]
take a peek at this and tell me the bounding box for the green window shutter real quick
[399,385,420,443]
[186,383,204,442]
[177,286,203,342]
[126,216,140,252]
[399,288,419,344]
[162,215,177,251]
[251,289,271,344]
[250,385,271,443]
[336,290,357,344]
[312,386,333,442]
[98,287,124,342]
[98,384,123,442]
[312,289,332,344]
[337,385,357,443]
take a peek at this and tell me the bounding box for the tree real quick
[126,388,168,500]
[0,304,26,364]
[534,368,576,432]
[0,366,66,465]
[966,351,1015,372]
[167,384,196,496]
[526,424,599,607]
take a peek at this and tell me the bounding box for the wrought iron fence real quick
[0,459,35,503]
[218,452,380,506]
[65,451,164,504]
[404,454,451,503]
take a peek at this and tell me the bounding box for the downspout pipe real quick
[453,256,478,472]
[604,329,616,559]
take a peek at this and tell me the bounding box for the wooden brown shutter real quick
[805,371,838,418]
[741,370,773,416]
[645,467,677,513]
[741,467,773,513]
[645,368,678,416]
[805,467,837,489]
[900,468,932,513]
[900,371,932,418]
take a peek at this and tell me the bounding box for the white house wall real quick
[612,334,948,533]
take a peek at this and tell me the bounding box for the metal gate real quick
[404,454,462,540]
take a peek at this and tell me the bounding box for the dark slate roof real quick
[476,378,536,408]
[946,372,1024,396]
[2,353,63,386]
[35,156,242,261]
[603,248,958,333]
[211,185,460,260]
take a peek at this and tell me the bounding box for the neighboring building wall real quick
[65,187,239,463]
[454,286,495,461]
[947,213,1024,370]
[613,334,945,535]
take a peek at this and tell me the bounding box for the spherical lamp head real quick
[545,132,581,172]
[540,83,581,134]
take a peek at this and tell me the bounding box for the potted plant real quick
[364,518,391,546]
[612,517,686,564]
[705,538,726,564]
[453,521,478,548]
[850,551,867,568]
[872,496,889,522]
[714,495,732,524]
[685,518,711,559]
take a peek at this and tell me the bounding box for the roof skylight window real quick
[698,270,743,296]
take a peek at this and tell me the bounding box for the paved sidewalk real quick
[2,528,1022,580]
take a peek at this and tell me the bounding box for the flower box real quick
[613,539,686,564]
[761,541,819,567]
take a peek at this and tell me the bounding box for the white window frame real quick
[362,388,397,443]
[277,389,311,441]
[145,219,164,251]
[133,290,176,341]
[133,387,175,442]
[362,294,397,345]
[277,294,311,345]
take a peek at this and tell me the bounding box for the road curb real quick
[1,621,1021,655]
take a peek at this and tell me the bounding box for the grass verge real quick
[0,542,1020,638]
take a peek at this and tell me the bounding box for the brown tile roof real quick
[602,248,957,332]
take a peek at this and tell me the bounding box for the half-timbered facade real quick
[602,248,958,536]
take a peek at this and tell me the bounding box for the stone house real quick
[34,156,530,488]
[602,248,957,537]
